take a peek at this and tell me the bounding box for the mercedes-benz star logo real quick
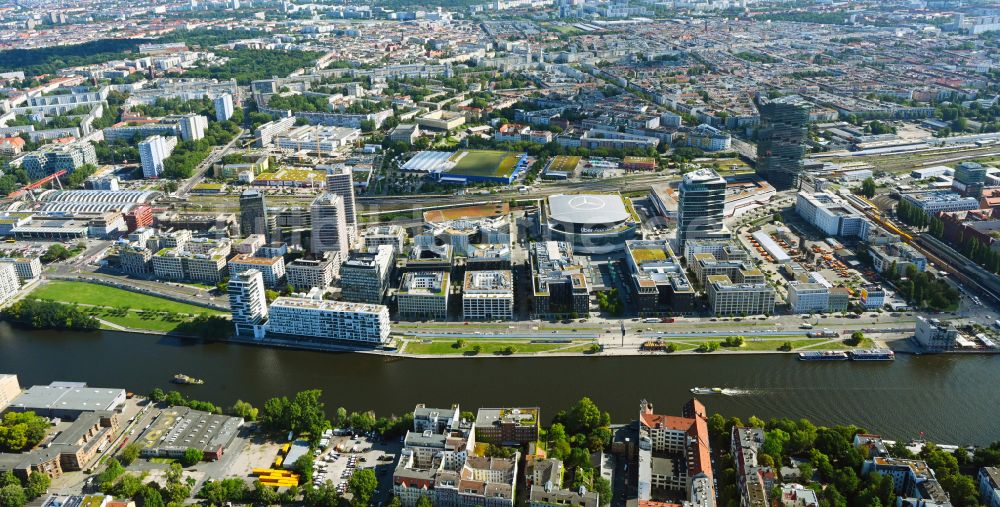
[568,195,605,211]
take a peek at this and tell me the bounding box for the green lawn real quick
[403,339,575,355]
[31,281,224,315]
[96,310,191,333]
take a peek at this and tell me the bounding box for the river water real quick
[2,324,997,445]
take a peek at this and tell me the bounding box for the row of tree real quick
[0,470,50,507]
[1,299,100,331]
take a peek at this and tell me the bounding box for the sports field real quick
[445,150,522,178]
[548,155,581,173]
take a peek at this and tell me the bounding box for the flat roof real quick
[10,383,125,413]
[548,194,629,225]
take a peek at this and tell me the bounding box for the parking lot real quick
[312,432,401,504]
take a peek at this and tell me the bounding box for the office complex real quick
[398,271,450,320]
[462,270,514,320]
[239,189,272,241]
[362,225,408,254]
[0,256,42,282]
[139,135,178,178]
[953,161,986,199]
[228,254,286,288]
[530,241,589,318]
[340,245,394,304]
[21,142,98,179]
[914,316,958,352]
[214,93,234,121]
[286,254,339,290]
[901,191,980,216]
[787,281,830,314]
[266,297,391,346]
[755,95,809,190]
[310,193,349,256]
[795,192,870,239]
[707,274,776,316]
[678,168,728,252]
[325,165,358,235]
[229,269,269,336]
[624,240,695,315]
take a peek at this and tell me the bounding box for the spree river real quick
[2,324,998,445]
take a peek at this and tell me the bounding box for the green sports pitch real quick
[445,150,522,178]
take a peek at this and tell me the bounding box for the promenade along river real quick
[2,324,999,445]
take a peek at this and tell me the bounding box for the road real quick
[176,129,245,197]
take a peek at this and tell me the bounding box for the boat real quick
[173,374,204,385]
[690,387,724,395]
[849,349,895,361]
[798,351,849,361]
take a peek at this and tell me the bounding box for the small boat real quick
[173,374,204,385]
[690,387,724,395]
[798,351,849,361]
[849,349,895,361]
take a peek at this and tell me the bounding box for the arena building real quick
[543,194,638,254]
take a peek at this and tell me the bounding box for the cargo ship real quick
[173,374,205,385]
[849,349,895,361]
[798,351,849,361]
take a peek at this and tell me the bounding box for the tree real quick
[142,487,166,507]
[292,454,315,484]
[0,484,27,507]
[593,476,612,506]
[120,442,141,465]
[846,332,864,346]
[251,480,280,506]
[861,177,877,198]
[415,496,433,507]
[231,400,259,421]
[348,468,378,507]
[149,388,166,403]
[566,397,603,435]
[304,480,341,507]
[24,473,49,500]
[181,447,204,467]
[198,478,248,505]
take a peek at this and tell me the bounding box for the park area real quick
[29,281,226,333]
[445,150,522,179]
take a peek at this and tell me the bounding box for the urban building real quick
[637,399,714,507]
[324,165,358,234]
[340,246,394,304]
[266,297,391,346]
[139,135,177,178]
[136,406,242,461]
[685,124,731,151]
[0,374,20,413]
[274,126,360,154]
[214,93,234,122]
[787,282,830,314]
[862,457,952,506]
[795,192,869,239]
[756,95,809,190]
[0,256,40,283]
[389,124,420,144]
[529,484,599,507]
[543,194,638,254]
[779,485,819,507]
[362,225,407,254]
[240,189,272,241]
[6,381,125,419]
[870,242,927,275]
[953,161,986,199]
[398,271,450,320]
[678,168,728,251]
[287,254,339,291]
[860,284,885,310]
[901,191,980,216]
[475,407,540,445]
[624,240,695,315]
[732,427,774,507]
[229,268,268,336]
[21,142,98,179]
[530,241,589,318]
[914,316,958,352]
[978,467,1000,507]
[178,114,208,141]
[310,193,349,257]
[462,270,514,320]
[228,254,286,288]
[254,117,296,147]
[707,274,776,316]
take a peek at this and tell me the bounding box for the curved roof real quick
[548,194,629,225]
[42,190,162,204]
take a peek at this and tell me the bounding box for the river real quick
[2,324,998,445]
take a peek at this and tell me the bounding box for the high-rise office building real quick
[139,135,177,178]
[178,114,208,141]
[310,193,349,257]
[214,93,234,122]
[228,268,268,336]
[240,189,271,241]
[324,165,357,238]
[953,161,986,199]
[678,168,728,252]
[755,95,809,190]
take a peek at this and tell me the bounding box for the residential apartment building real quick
[117,244,154,275]
[732,427,774,507]
[398,271,450,320]
[254,117,296,147]
[0,374,19,413]
[340,245,394,304]
[266,297,391,346]
[978,467,1000,507]
[685,124,731,151]
[862,457,952,506]
[178,114,208,141]
[228,254,286,288]
[287,254,339,291]
[139,135,178,178]
[638,399,714,507]
[0,256,42,282]
[151,240,230,283]
[0,263,20,307]
[228,269,268,336]
[214,93,234,122]
[462,270,514,321]
[708,275,776,316]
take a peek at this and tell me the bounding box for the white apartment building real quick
[0,263,22,305]
[214,93,234,122]
[462,270,514,320]
[267,297,391,345]
[228,254,286,288]
[787,281,830,314]
[229,268,268,336]
[178,114,208,141]
[0,256,42,282]
[287,254,339,290]
[254,117,296,147]
[139,135,178,178]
